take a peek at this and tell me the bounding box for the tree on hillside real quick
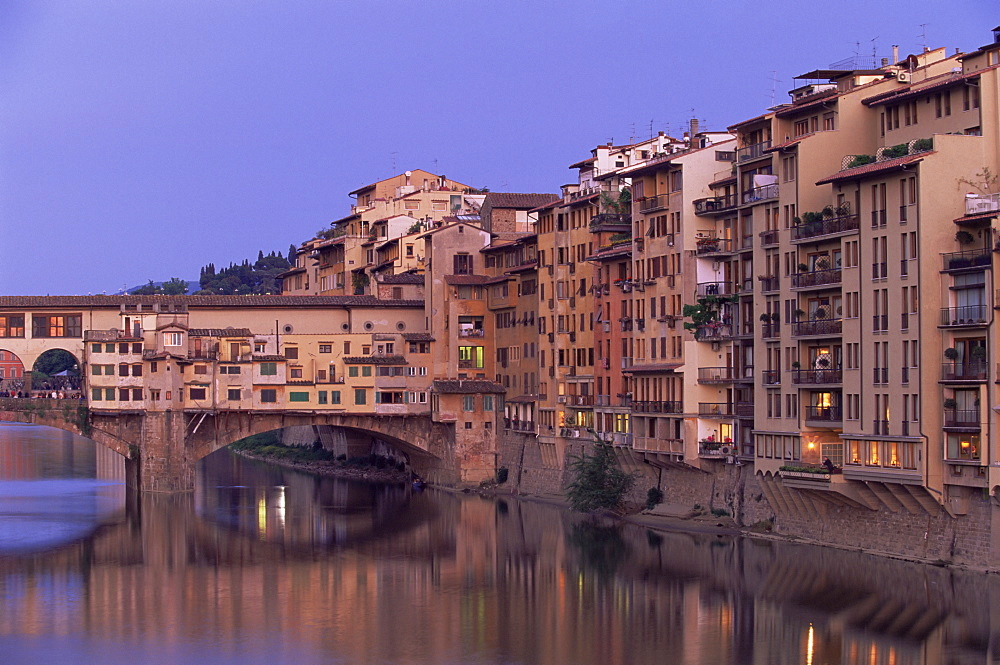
[161,277,189,295]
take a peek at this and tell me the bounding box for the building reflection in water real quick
[0,439,998,663]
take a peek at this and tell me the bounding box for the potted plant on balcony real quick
[955,230,976,245]
[791,361,801,369]
[817,357,830,368]
[813,307,828,319]
[794,308,806,321]
[944,347,960,361]
[943,397,958,410]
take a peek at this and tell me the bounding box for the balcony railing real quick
[791,214,860,242]
[759,275,779,292]
[940,305,988,326]
[631,400,683,414]
[942,248,992,271]
[965,192,1000,216]
[941,362,988,382]
[872,419,890,436]
[694,195,738,215]
[742,184,779,204]
[872,366,889,384]
[791,318,842,337]
[589,213,631,230]
[695,237,735,255]
[791,268,841,289]
[761,323,780,339]
[759,229,779,246]
[805,406,842,423]
[944,409,980,428]
[694,324,734,342]
[565,394,595,407]
[638,194,670,213]
[737,140,771,162]
[458,328,485,338]
[871,209,887,228]
[696,281,734,296]
[698,367,737,383]
[791,368,842,384]
[699,402,735,417]
[762,369,780,385]
[633,437,684,454]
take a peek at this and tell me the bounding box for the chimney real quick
[689,118,700,139]
[892,44,899,64]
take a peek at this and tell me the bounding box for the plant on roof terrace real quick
[681,294,737,331]
[882,143,909,159]
[912,137,933,153]
[846,154,875,169]
[956,230,976,245]
[600,187,632,215]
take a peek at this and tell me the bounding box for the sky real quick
[1,0,995,296]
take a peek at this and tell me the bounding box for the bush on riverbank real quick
[230,432,336,463]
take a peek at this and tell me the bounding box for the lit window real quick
[163,332,183,346]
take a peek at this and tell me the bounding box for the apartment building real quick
[282,170,485,297]
[745,32,1000,516]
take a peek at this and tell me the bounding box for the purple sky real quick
[1,1,994,295]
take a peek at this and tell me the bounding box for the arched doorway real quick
[30,349,81,396]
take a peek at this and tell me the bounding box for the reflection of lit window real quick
[887,441,900,467]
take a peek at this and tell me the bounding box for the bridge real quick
[0,295,504,491]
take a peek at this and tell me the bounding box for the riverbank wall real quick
[499,433,1000,571]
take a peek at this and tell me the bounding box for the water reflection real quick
[1,426,999,664]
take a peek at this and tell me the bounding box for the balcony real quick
[696,281,735,297]
[944,409,980,429]
[633,437,684,454]
[504,419,536,433]
[698,366,737,383]
[637,194,669,214]
[695,237,736,256]
[791,318,842,337]
[941,362,988,382]
[694,324,734,342]
[699,402,735,417]
[759,229,779,246]
[940,305,988,327]
[791,268,842,290]
[631,400,683,414]
[458,328,485,338]
[742,184,778,204]
[965,192,1000,216]
[942,248,992,272]
[790,214,860,243]
[759,275,779,292]
[737,140,771,163]
[589,213,631,232]
[762,369,780,385]
[694,194,739,215]
[699,441,735,458]
[804,406,842,425]
[790,368,842,385]
[761,323,780,339]
[565,394,595,407]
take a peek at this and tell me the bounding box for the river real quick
[0,423,998,664]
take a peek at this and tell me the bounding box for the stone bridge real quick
[0,398,468,491]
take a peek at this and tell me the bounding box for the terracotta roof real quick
[727,111,773,131]
[481,193,561,210]
[484,275,512,285]
[568,156,596,169]
[254,355,286,361]
[708,174,737,188]
[188,328,254,337]
[954,210,999,225]
[862,64,1000,107]
[380,273,424,284]
[505,394,537,403]
[0,295,424,308]
[816,153,926,185]
[588,246,632,262]
[766,135,810,152]
[344,354,407,365]
[402,332,434,342]
[432,379,505,394]
[444,274,489,286]
[773,89,839,118]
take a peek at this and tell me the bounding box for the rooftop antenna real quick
[649,119,654,140]
[769,71,778,106]
[391,151,397,174]
[919,23,928,51]
[629,122,636,144]
[432,158,439,173]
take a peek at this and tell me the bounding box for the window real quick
[227,388,241,401]
[118,363,129,377]
[349,366,359,377]
[194,365,207,375]
[290,368,303,378]
[31,314,82,338]
[132,364,142,377]
[362,366,372,377]
[284,347,298,359]
[91,343,102,353]
[261,388,277,403]
[484,395,494,412]
[163,332,183,346]
[354,388,367,405]
[459,346,484,368]
[0,315,25,338]
[91,388,103,401]
[189,388,207,400]
[260,362,277,376]
[319,344,332,354]
[463,395,475,411]
[331,391,341,404]
[219,365,241,374]
[289,392,309,402]
[317,391,327,404]
[454,253,473,275]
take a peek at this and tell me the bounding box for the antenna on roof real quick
[919,23,928,51]
[391,151,397,174]
[769,71,778,107]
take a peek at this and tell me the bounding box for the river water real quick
[1,424,999,664]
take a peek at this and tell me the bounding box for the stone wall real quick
[500,431,1000,569]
